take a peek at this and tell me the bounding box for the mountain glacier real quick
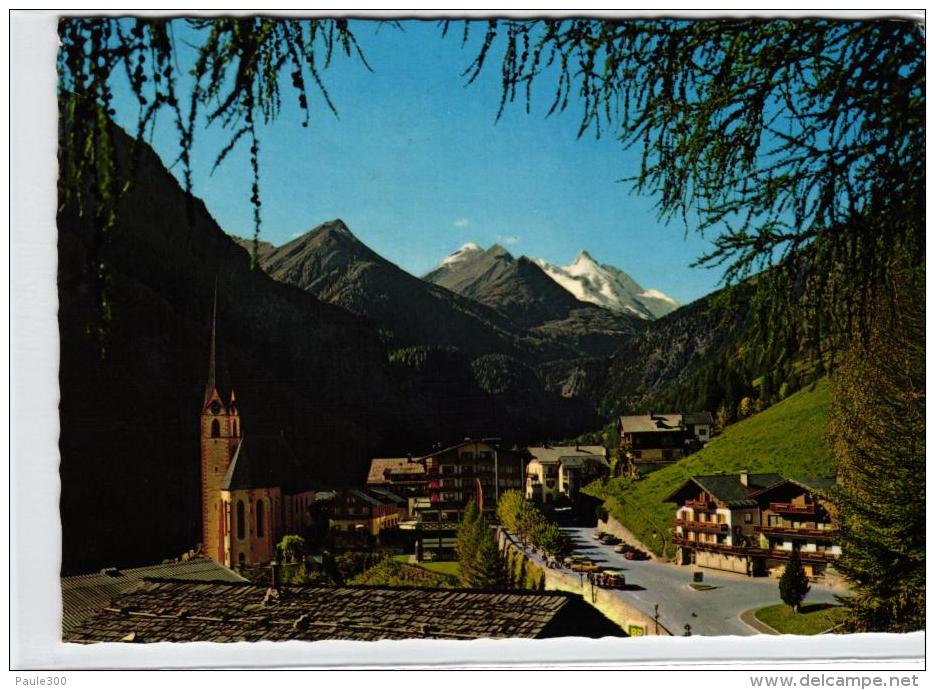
[532,251,677,319]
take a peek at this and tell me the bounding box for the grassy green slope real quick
[584,379,834,558]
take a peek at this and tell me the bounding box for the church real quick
[199,290,317,567]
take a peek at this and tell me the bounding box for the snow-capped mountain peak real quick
[439,242,483,267]
[637,288,679,306]
[533,252,678,319]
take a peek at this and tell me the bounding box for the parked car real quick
[614,543,633,554]
[625,549,650,561]
[600,535,621,546]
[596,570,627,589]
[571,561,603,573]
[591,531,606,540]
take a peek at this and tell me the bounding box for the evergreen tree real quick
[457,501,508,590]
[455,500,482,588]
[469,523,509,590]
[828,270,925,632]
[779,549,811,613]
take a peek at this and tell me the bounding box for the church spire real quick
[205,277,218,406]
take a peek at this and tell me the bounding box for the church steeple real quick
[200,280,241,564]
[205,277,219,407]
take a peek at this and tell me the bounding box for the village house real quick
[64,577,625,642]
[200,292,317,568]
[525,445,609,505]
[617,411,712,477]
[665,471,841,579]
[329,488,404,543]
[748,477,842,578]
[365,456,428,499]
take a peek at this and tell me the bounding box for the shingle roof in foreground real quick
[61,559,247,636]
[65,578,625,642]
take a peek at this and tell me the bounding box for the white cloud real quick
[497,234,521,246]
[453,218,470,228]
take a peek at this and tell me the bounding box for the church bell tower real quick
[200,283,241,563]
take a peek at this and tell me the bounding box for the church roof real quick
[222,434,306,493]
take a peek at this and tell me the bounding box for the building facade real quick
[330,488,404,537]
[617,412,712,477]
[525,445,609,504]
[665,472,841,579]
[402,439,525,559]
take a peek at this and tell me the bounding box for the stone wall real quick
[498,529,672,636]
[597,514,656,556]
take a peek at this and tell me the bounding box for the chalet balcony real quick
[674,537,839,562]
[754,525,839,539]
[684,500,717,511]
[675,519,729,533]
[769,501,816,515]
[673,536,737,555]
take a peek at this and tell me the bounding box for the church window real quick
[236,500,245,540]
[256,500,265,538]
[211,419,220,438]
[232,420,238,437]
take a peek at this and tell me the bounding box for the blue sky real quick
[108,19,725,305]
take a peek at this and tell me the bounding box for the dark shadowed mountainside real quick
[257,223,575,360]
[538,285,758,418]
[57,122,606,573]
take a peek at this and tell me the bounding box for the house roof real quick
[344,488,386,507]
[61,558,246,636]
[366,457,426,484]
[528,446,608,466]
[683,411,714,425]
[366,486,407,505]
[414,439,522,464]
[222,434,305,493]
[64,578,625,642]
[792,476,838,491]
[664,473,785,507]
[751,476,838,501]
[619,414,685,433]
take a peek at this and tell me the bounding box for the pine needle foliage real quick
[455,500,508,589]
[828,269,925,633]
[453,17,924,363]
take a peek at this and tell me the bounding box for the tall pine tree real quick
[456,500,483,588]
[829,269,925,632]
[456,500,508,590]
